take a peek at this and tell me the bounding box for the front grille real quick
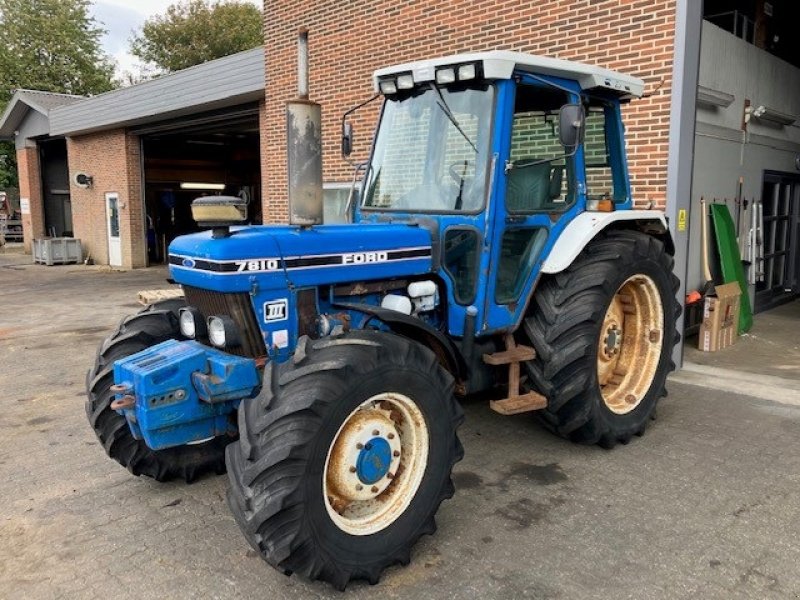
[182,285,267,358]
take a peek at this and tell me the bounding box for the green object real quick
[709,203,753,333]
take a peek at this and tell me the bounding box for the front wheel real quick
[522,230,680,448]
[226,331,464,590]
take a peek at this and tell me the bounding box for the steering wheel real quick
[448,160,473,186]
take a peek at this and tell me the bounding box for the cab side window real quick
[584,104,627,203]
[506,84,576,213]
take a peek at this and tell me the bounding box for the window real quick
[496,228,548,304]
[584,105,626,203]
[323,183,356,223]
[362,84,495,213]
[443,228,480,304]
[506,84,576,213]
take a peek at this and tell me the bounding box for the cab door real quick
[482,76,585,333]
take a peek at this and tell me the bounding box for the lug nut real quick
[349,466,356,473]
[387,472,394,479]
[393,450,400,457]
[356,442,363,449]
[372,429,380,436]
[387,432,395,440]
[356,484,363,491]
[625,394,637,405]
[371,486,379,493]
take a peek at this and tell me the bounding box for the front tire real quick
[522,230,680,448]
[226,331,464,590]
[85,300,230,482]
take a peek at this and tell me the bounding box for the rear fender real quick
[540,210,674,274]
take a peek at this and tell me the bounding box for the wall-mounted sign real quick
[677,208,687,232]
[20,197,30,214]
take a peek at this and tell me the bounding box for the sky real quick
[89,0,262,78]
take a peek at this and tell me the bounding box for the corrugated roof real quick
[50,47,265,137]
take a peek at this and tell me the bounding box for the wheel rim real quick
[597,274,664,415]
[323,392,429,536]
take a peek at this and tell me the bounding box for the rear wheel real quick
[226,331,463,590]
[522,230,680,448]
[85,300,230,482]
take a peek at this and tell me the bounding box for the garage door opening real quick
[139,107,261,264]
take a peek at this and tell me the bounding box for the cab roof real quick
[373,50,644,99]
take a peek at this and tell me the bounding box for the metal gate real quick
[754,172,800,312]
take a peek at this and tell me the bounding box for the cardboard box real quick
[698,282,741,352]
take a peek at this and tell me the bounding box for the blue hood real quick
[168,223,434,292]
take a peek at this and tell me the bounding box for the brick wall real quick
[16,146,44,252]
[262,0,677,222]
[67,129,146,268]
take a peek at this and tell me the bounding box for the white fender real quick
[540,210,669,274]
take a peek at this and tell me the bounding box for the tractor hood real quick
[168,223,434,293]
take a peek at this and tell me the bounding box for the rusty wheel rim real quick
[597,274,664,415]
[323,392,429,536]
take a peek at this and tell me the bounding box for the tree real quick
[0,0,115,188]
[130,1,262,74]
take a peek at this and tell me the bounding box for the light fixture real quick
[207,315,241,349]
[696,85,734,108]
[457,63,477,81]
[180,182,226,191]
[379,79,397,95]
[178,307,206,339]
[750,105,797,126]
[435,67,456,85]
[396,73,414,90]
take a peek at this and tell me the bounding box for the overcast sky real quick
[89,0,262,77]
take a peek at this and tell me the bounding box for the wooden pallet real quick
[137,288,184,306]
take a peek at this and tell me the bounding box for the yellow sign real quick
[677,208,687,232]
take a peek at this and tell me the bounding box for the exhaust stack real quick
[286,28,323,226]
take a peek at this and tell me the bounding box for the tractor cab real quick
[349,51,645,336]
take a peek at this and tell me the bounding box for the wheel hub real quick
[326,406,402,503]
[596,274,664,415]
[323,392,429,536]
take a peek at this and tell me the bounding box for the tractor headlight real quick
[379,78,398,95]
[435,67,456,85]
[207,316,241,349]
[457,63,477,81]
[178,307,205,339]
[396,73,414,90]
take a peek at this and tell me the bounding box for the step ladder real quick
[483,334,548,415]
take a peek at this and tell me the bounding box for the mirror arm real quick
[341,93,381,165]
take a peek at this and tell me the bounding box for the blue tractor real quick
[86,51,679,589]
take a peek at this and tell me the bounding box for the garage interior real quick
[138,106,262,264]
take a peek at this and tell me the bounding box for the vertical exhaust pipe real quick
[287,28,323,226]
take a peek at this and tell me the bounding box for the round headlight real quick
[207,316,227,347]
[179,307,205,338]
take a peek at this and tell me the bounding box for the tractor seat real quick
[506,159,562,212]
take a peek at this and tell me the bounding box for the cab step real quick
[483,334,548,415]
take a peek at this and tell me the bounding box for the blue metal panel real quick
[113,340,259,450]
[481,74,588,334]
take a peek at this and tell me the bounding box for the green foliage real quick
[0,141,16,189]
[0,0,115,109]
[130,0,262,73]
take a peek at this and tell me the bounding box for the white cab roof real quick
[373,50,644,98]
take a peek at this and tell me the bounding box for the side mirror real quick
[559,104,585,149]
[342,122,353,157]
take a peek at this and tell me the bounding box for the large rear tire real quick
[85,300,230,482]
[522,230,680,448]
[226,331,464,590]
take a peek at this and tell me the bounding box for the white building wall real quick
[687,22,800,295]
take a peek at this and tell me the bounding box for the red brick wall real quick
[68,129,146,268]
[16,146,44,252]
[262,0,677,223]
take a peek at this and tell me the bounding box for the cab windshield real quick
[362,83,495,213]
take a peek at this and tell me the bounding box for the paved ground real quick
[1,247,799,599]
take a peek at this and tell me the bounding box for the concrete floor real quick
[2,248,800,599]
